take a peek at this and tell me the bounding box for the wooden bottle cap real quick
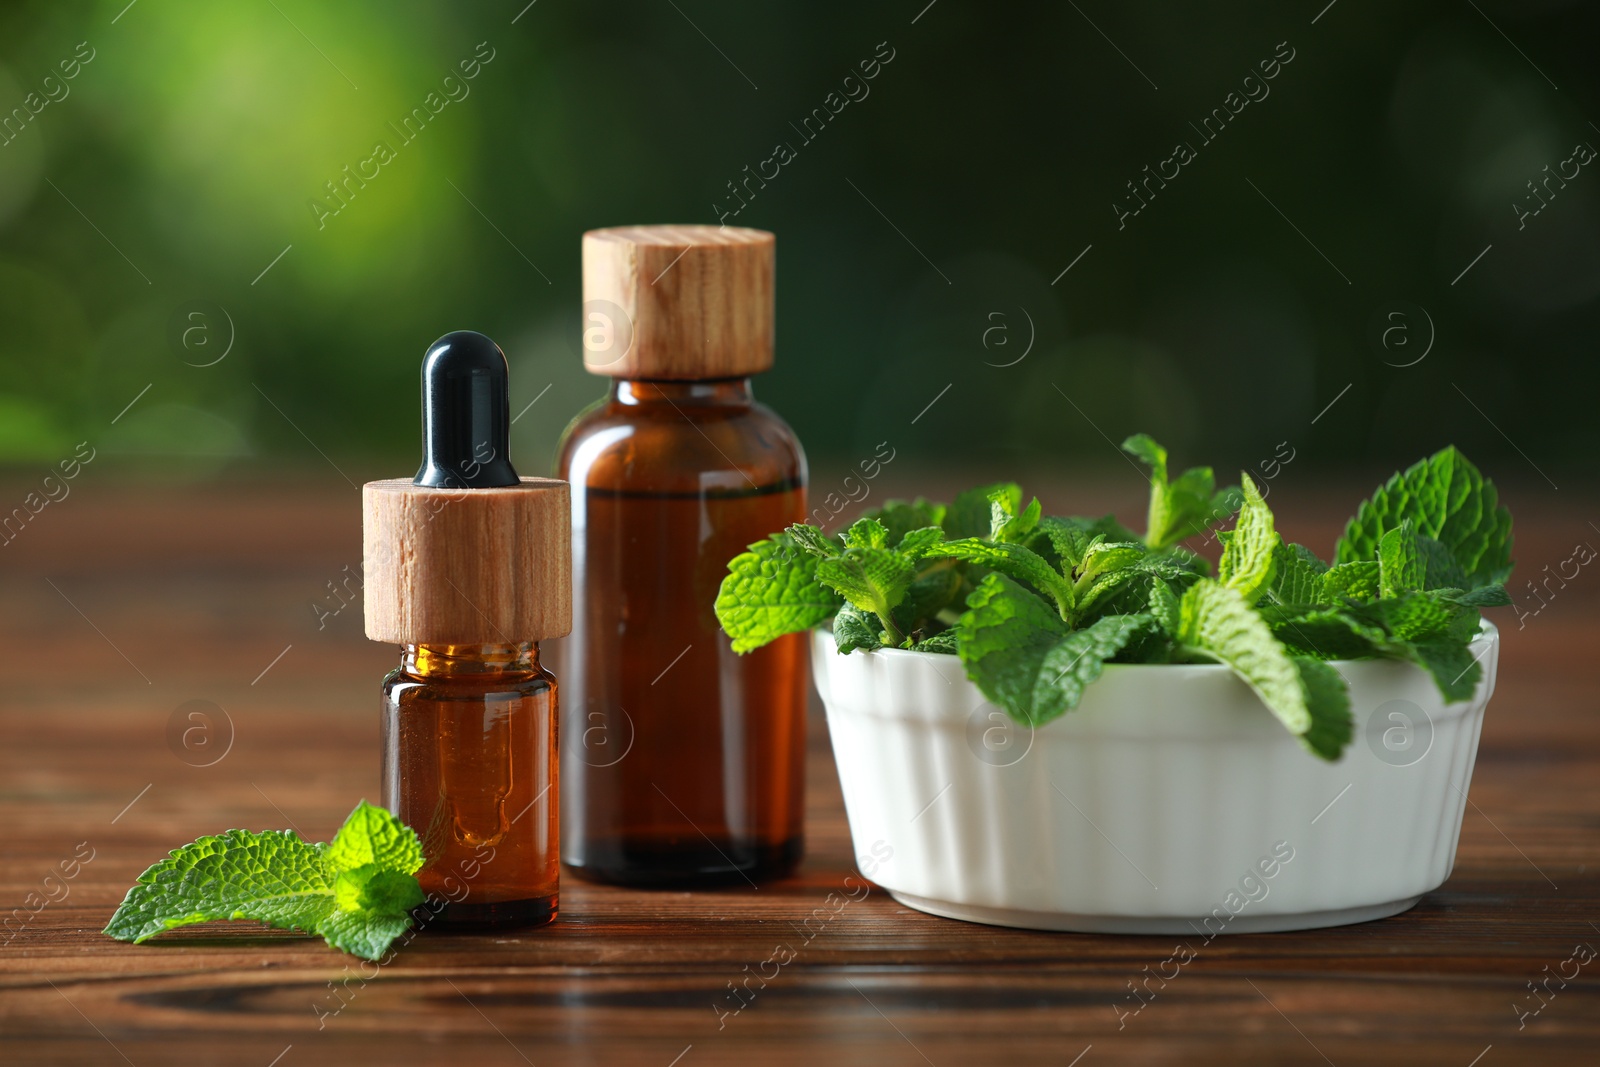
[582,224,774,379]
[363,477,572,645]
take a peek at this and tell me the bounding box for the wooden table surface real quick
[0,475,1595,1066]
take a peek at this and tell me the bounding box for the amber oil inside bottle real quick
[382,641,558,926]
[556,378,808,886]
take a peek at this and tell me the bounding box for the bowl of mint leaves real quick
[715,438,1509,934]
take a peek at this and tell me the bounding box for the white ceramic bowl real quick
[813,623,1498,934]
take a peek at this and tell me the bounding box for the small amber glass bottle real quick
[381,642,558,925]
[557,226,808,886]
[364,331,573,927]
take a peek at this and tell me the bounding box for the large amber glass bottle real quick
[557,225,808,886]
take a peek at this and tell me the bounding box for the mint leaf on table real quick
[956,573,1148,726]
[104,801,425,962]
[1177,579,1353,759]
[1123,434,1241,550]
[1335,446,1513,588]
[715,532,844,653]
[1217,476,1278,604]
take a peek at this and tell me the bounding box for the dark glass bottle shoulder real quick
[555,379,805,495]
[381,659,555,703]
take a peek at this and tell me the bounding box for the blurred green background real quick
[0,0,1593,487]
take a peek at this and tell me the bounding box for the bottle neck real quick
[610,378,753,408]
[402,642,540,680]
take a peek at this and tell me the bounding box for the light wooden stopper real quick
[363,478,572,645]
[582,224,774,379]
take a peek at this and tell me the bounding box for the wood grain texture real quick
[363,477,571,645]
[0,477,1594,1066]
[582,225,775,380]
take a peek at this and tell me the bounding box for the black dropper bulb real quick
[414,331,522,488]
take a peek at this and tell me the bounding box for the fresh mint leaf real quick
[1026,614,1151,724]
[816,549,917,638]
[715,533,844,653]
[1438,584,1513,608]
[896,526,947,559]
[1031,518,1100,571]
[1267,542,1330,608]
[1273,591,1484,704]
[956,572,1147,725]
[104,801,426,962]
[316,907,416,963]
[1416,534,1469,590]
[1122,434,1240,550]
[1336,446,1513,588]
[833,604,884,654]
[102,828,335,945]
[324,798,425,876]
[954,572,1068,719]
[1078,553,1205,619]
[946,483,1021,540]
[780,521,946,649]
[1378,520,1424,599]
[1120,432,1166,472]
[1294,657,1354,760]
[911,629,959,654]
[1407,638,1483,702]
[1077,541,1147,583]
[1270,608,1386,660]
[991,492,1042,543]
[1350,591,1466,643]
[895,563,963,634]
[784,524,840,559]
[941,538,1075,618]
[1320,560,1381,601]
[1148,580,1182,636]
[1178,579,1355,758]
[842,517,892,550]
[863,499,948,546]
[1217,476,1278,604]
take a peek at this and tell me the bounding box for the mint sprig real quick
[1122,433,1242,550]
[103,801,425,961]
[713,439,1513,763]
[1335,445,1513,588]
[714,532,844,653]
